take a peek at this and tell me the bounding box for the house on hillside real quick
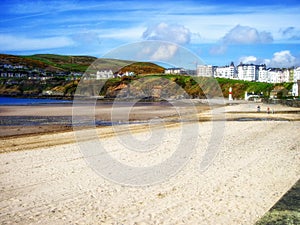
[270,86,289,99]
[214,62,237,79]
[96,70,113,79]
[115,71,135,78]
[258,64,269,82]
[196,65,213,77]
[237,63,258,81]
[164,68,186,75]
[292,80,300,97]
[292,67,300,97]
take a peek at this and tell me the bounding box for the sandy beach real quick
[0,101,299,224]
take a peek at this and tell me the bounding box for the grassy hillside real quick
[87,58,134,73]
[216,78,293,99]
[24,54,133,72]
[82,75,292,99]
[0,54,62,71]
[217,78,273,99]
[23,54,97,72]
[0,53,134,73]
[117,62,165,75]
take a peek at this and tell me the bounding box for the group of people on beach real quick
[257,105,274,114]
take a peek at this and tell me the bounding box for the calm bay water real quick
[0,96,72,127]
[0,96,72,106]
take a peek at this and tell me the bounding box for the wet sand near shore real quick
[0,101,210,138]
[0,100,299,139]
[0,101,299,154]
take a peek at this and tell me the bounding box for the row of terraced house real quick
[196,63,300,97]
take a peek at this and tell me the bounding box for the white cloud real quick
[210,25,273,55]
[239,50,300,68]
[103,41,180,63]
[239,56,262,64]
[140,23,191,60]
[269,50,297,68]
[222,25,273,44]
[137,42,179,61]
[0,35,75,51]
[150,44,178,61]
[142,22,191,44]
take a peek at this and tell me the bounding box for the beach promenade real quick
[0,102,299,224]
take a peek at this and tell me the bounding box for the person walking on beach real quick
[267,107,270,114]
[257,105,260,112]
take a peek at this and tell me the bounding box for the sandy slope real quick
[0,105,299,224]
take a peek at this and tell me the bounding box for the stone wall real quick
[263,98,300,107]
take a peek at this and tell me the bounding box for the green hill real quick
[23,54,97,72]
[23,54,134,72]
[0,54,62,72]
[0,53,135,73]
[216,78,293,99]
[117,62,165,75]
[98,75,294,99]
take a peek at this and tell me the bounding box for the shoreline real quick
[0,94,74,101]
[0,101,299,138]
[0,101,299,151]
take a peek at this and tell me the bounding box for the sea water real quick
[0,96,72,106]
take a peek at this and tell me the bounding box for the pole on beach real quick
[229,87,233,101]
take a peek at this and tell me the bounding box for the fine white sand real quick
[0,102,299,224]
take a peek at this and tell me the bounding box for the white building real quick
[277,69,290,83]
[215,66,230,78]
[237,63,258,81]
[164,68,186,74]
[293,67,300,82]
[196,65,213,77]
[96,70,113,79]
[258,65,269,82]
[116,71,135,77]
[292,67,300,96]
[228,63,237,79]
[268,69,278,83]
[214,62,236,79]
[266,69,290,83]
[292,82,299,97]
[257,66,292,83]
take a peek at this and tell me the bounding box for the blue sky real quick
[1,0,300,67]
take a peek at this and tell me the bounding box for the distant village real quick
[0,61,299,97]
[0,63,83,80]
